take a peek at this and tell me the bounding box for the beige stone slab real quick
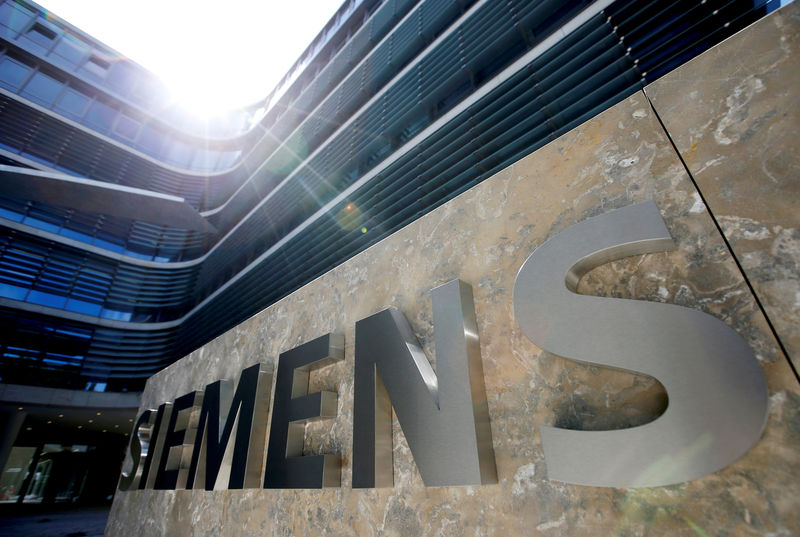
[646,3,800,369]
[108,90,800,537]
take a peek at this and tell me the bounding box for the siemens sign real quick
[118,201,768,492]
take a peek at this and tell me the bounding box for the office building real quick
[0,0,781,504]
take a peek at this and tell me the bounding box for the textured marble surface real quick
[108,92,799,536]
[646,2,800,369]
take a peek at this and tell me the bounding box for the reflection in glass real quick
[0,56,31,90]
[21,71,63,106]
[55,87,91,119]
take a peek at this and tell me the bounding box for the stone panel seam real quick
[642,88,800,385]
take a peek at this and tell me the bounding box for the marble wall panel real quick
[108,75,800,536]
[646,2,800,369]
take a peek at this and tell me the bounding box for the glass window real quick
[54,87,91,119]
[0,3,34,35]
[22,214,60,233]
[0,282,28,300]
[60,227,94,244]
[129,81,155,106]
[92,236,124,253]
[191,149,219,171]
[0,207,23,222]
[106,62,135,93]
[138,124,167,157]
[21,71,63,106]
[0,56,32,90]
[165,140,194,167]
[26,22,57,46]
[65,298,102,316]
[27,289,67,309]
[60,228,94,244]
[81,54,110,79]
[51,34,89,66]
[100,308,132,321]
[84,99,117,132]
[123,248,154,261]
[113,113,140,140]
[217,150,242,169]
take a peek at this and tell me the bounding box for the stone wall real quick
[107,6,800,536]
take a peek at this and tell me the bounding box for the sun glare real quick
[38,0,343,116]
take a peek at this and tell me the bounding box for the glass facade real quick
[0,0,779,392]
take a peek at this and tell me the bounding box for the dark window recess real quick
[84,100,117,132]
[21,71,63,106]
[0,56,32,90]
[82,54,111,78]
[18,22,58,54]
[435,79,473,116]
[399,113,428,143]
[29,22,57,41]
[473,37,527,87]
[55,87,91,119]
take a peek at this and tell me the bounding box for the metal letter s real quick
[118,409,155,491]
[513,200,768,487]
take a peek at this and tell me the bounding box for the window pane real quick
[0,282,28,300]
[55,87,91,119]
[60,227,94,244]
[26,22,58,47]
[65,298,102,316]
[23,214,60,233]
[100,308,132,321]
[138,125,167,157]
[27,289,67,309]
[0,207,23,222]
[191,149,219,171]
[165,140,194,167]
[52,34,89,66]
[84,99,117,132]
[21,71,63,106]
[0,3,33,34]
[106,62,135,93]
[92,237,124,253]
[0,56,31,90]
[217,150,241,169]
[113,113,140,140]
[81,54,110,79]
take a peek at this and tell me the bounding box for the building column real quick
[0,410,26,474]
